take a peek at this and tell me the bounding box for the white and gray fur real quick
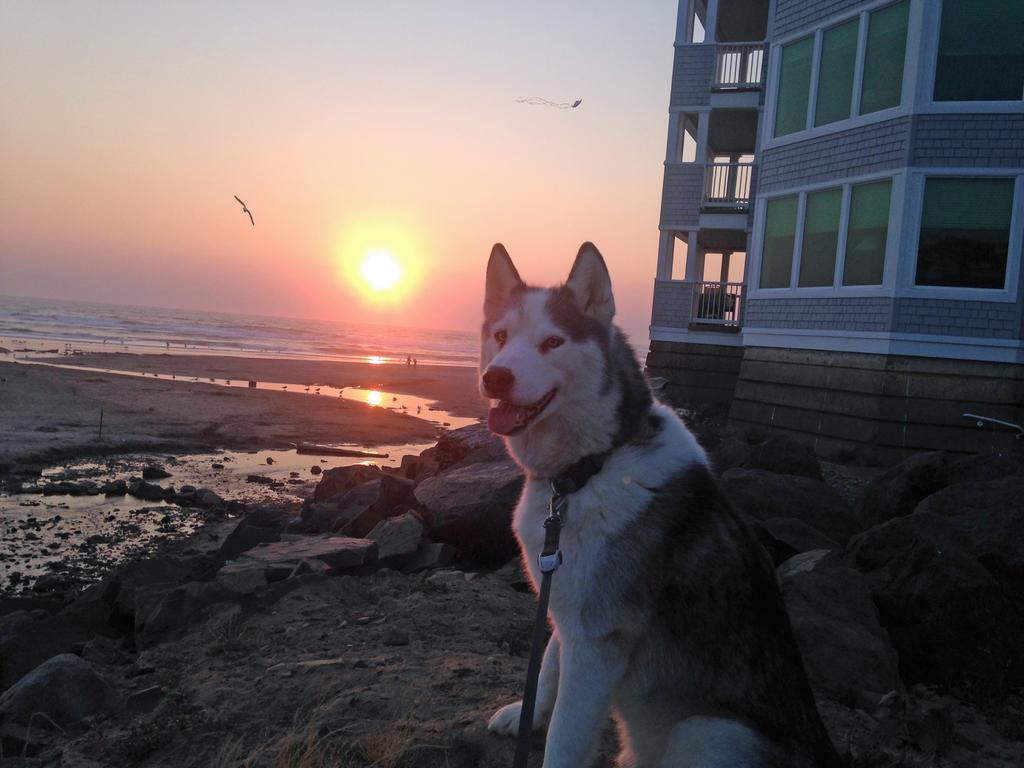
[482,243,839,768]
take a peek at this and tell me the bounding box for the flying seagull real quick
[516,96,583,109]
[234,195,254,226]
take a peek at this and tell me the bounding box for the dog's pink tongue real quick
[488,401,526,435]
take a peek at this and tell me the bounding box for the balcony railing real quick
[702,162,754,209]
[692,281,744,325]
[713,43,766,89]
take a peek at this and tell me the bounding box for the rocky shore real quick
[1,422,1023,767]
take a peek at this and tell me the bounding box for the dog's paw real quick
[487,701,525,736]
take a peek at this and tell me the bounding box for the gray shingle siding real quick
[758,118,912,193]
[651,280,694,327]
[911,115,1024,169]
[774,0,869,38]
[893,299,1022,340]
[670,45,714,107]
[744,297,893,331]
[660,164,704,226]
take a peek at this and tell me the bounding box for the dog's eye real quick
[494,330,507,346]
[540,336,564,352]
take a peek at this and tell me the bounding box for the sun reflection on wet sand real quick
[366,356,386,365]
[366,390,383,406]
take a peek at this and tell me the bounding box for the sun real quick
[359,249,403,292]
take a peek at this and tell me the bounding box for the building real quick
[647,0,1024,461]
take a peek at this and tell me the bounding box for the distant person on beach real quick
[413,357,418,366]
[406,355,411,366]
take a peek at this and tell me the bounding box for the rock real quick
[366,512,425,568]
[246,474,275,485]
[312,464,383,504]
[762,518,840,555]
[288,559,333,579]
[858,450,1023,528]
[211,463,225,469]
[134,581,236,647]
[141,464,172,480]
[195,488,225,509]
[399,454,439,483]
[310,465,322,475]
[218,505,292,559]
[422,423,508,471]
[228,535,378,578]
[739,434,824,480]
[31,574,66,593]
[778,550,900,703]
[216,562,269,594]
[404,542,456,573]
[846,475,1024,701]
[42,481,80,496]
[266,456,274,465]
[0,654,121,727]
[100,479,128,497]
[302,475,414,536]
[706,436,753,476]
[382,629,409,647]
[0,599,115,689]
[721,469,861,544]
[127,478,168,502]
[414,460,524,565]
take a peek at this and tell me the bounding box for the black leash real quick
[511,452,609,768]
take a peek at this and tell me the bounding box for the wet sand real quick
[0,355,484,471]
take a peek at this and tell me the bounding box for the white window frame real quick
[916,0,1024,114]
[762,0,919,150]
[747,171,903,299]
[900,170,1024,302]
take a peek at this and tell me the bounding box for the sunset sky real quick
[0,1,677,341]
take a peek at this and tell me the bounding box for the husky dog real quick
[482,243,839,768]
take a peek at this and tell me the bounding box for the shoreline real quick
[0,353,483,473]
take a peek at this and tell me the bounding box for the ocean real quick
[0,295,480,368]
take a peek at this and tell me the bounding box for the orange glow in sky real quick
[0,2,679,340]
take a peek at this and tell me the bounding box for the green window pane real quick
[799,188,842,286]
[934,0,1024,102]
[774,37,813,137]
[843,180,892,286]
[760,196,798,288]
[916,178,1015,288]
[861,1,909,114]
[815,20,859,126]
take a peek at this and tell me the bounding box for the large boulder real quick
[366,512,425,568]
[0,654,121,726]
[762,518,840,555]
[219,505,293,559]
[0,598,116,690]
[221,535,378,585]
[721,469,862,545]
[311,464,383,504]
[301,475,414,536]
[846,475,1024,701]
[134,581,236,648]
[421,423,508,471]
[740,435,824,481]
[414,460,523,565]
[858,450,1023,528]
[778,550,900,703]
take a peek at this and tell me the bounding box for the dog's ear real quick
[566,242,615,323]
[485,243,523,315]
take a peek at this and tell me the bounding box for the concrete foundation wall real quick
[646,340,744,408]
[728,347,1024,463]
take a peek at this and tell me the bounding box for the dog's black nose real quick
[482,366,515,398]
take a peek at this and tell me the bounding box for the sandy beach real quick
[0,354,484,471]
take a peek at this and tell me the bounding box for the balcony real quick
[702,162,753,210]
[693,280,744,326]
[712,43,766,90]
